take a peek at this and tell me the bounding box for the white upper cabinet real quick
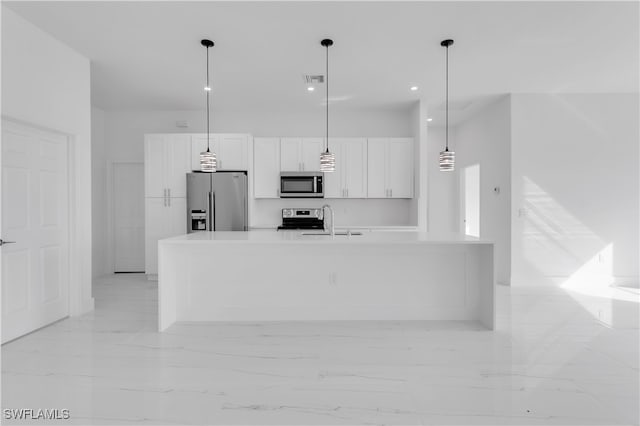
[366,138,388,198]
[190,134,249,171]
[219,134,249,170]
[191,134,218,171]
[367,138,414,198]
[301,138,323,171]
[343,138,368,198]
[324,138,367,198]
[387,138,413,198]
[145,134,191,198]
[280,138,324,172]
[253,138,281,198]
[280,138,302,171]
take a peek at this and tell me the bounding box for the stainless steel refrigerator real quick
[186,171,248,232]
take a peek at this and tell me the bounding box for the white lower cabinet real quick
[254,137,281,198]
[144,197,186,275]
[324,138,367,198]
[367,138,413,198]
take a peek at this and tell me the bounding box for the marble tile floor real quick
[2,274,638,425]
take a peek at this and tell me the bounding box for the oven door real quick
[279,175,323,198]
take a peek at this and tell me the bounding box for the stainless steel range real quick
[277,208,324,230]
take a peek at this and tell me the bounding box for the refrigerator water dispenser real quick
[191,210,207,231]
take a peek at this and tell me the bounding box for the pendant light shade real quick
[200,39,217,173]
[320,38,335,173]
[200,148,216,172]
[320,149,336,171]
[439,149,455,171]
[439,39,455,172]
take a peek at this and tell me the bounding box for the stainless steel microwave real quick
[279,172,324,198]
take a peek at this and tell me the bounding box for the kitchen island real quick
[158,231,495,331]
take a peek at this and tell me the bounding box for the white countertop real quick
[160,230,492,245]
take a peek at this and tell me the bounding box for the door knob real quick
[0,239,16,246]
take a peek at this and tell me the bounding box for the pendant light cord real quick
[445,44,449,152]
[325,43,329,154]
[206,45,210,152]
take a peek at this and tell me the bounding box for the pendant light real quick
[200,39,217,173]
[319,38,336,173]
[439,39,455,172]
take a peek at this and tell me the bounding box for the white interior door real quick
[2,120,69,343]
[113,163,145,272]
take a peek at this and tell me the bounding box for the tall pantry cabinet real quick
[144,134,191,275]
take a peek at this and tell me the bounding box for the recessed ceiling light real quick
[410,86,419,91]
[204,86,211,91]
[427,117,433,122]
[307,86,315,92]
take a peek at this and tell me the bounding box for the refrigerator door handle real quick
[212,191,216,231]
[208,191,216,231]
[243,185,248,231]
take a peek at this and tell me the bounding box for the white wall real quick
[426,126,458,235]
[410,100,429,231]
[455,96,511,285]
[91,107,109,277]
[2,7,94,313]
[511,94,639,286]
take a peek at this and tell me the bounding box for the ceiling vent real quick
[303,74,324,84]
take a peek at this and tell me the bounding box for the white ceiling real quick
[5,1,639,122]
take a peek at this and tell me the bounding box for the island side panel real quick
[477,244,495,329]
[158,242,178,331]
[170,242,489,323]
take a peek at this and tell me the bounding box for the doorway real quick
[112,162,145,272]
[1,120,70,343]
[462,164,480,237]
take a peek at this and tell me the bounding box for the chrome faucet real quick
[322,204,335,236]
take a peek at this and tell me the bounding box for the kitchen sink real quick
[301,231,363,236]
